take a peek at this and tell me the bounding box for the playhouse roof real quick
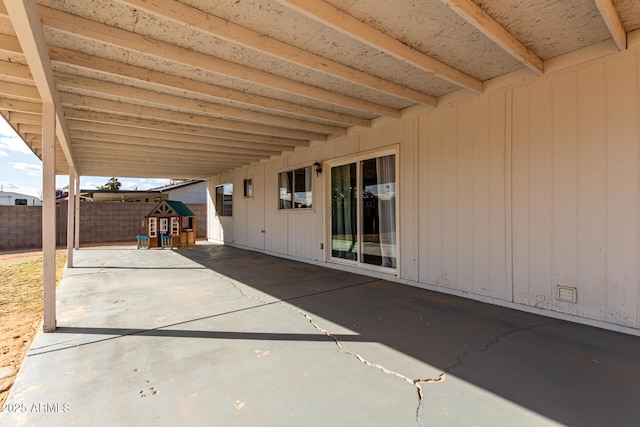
[147,200,195,217]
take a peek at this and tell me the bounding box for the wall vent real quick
[557,285,577,303]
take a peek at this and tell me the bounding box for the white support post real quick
[42,102,56,332]
[74,172,80,249]
[66,167,76,268]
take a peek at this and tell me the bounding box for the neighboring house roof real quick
[0,191,42,205]
[151,180,205,192]
[147,200,195,217]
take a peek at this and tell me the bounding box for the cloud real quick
[0,150,8,157]
[0,181,41,198]
[10,162,42,176]
[0,181,18,191]
[0,136,33,155]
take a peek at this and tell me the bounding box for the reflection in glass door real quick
[361,155,396,268]
[330,153,396,269]
[331,163,357,261]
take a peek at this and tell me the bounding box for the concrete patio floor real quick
[2,243,639,426]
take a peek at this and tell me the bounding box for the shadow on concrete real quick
[54,327,361,343]
[172,244,640,427]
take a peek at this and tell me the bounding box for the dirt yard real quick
[0,250,66,407]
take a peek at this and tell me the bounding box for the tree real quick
[98,177,122,191]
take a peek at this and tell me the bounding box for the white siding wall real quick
[209,44,640,332]
[512,51,640,328]
[418,93,510,300]
[166,181,207,204]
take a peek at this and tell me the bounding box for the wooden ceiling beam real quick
[277,0,482,93]
[64,111,309,147]
[73,148,252,166]
[74,155,235,170]
[595,0,627,50]
[0,80,40,101]
[60,93,327,141]
[73,168,213,180]
[0,32,372,127]
[0,33,24,54]
[67,123,296,152]
[74,154,248,171]
[0,59,32,82]
[5,111,41,125]
[69,131,280,157]
[121,0,436,107]
[440,0,543,74]
[3,0,77,170]
[38,5,401,118]
[54,72,347,136]
[0,97,42,114]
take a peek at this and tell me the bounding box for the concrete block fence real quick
[0,202,206,252]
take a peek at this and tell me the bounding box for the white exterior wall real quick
[0,191,42,206]
[166,181,207,204]
[209,41,640,333]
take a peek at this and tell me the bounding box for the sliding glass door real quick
[330,152,397,270]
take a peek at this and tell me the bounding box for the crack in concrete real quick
[445,321,559,373]
[222,274,445,427]
[284,303,445,427]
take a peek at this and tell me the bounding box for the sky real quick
[0,117,170,198]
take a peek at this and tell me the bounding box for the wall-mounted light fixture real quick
[313,161,323,177]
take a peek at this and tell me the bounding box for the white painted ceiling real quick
[0,0,637,178]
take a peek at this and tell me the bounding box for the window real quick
[148,217,157,238]
[215,183,233,217]
[330,152,397,269]
[243,178,253,198]
[171,217,180,235]
[279,166,312,210]
[14,199,27,205]
[160,218,168,234]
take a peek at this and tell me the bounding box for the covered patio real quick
[3,243,639,426]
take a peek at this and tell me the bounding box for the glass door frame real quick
[324,145,400,274]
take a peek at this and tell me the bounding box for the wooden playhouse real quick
[144,200,196,248]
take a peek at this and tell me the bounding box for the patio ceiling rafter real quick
[439,0,544,74]
[59,93,328,141]
[276,0,483,93]
[53,72,348,137]
[119,0,437,107]
[595,0,627,50]
[69,132,282,157]
[63,111,310,148]
[68,125,299,152]
[36,4,402,118]
[0,32,373,128]
[3,0,76,171]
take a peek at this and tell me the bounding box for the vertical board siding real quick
[399,119,418,281]
[264,160,288,254]
[421,109,443,286]
[246,164,266,250]
[471,97,491,296]
[441,107,458,289]
[512,85,531,305]
[288,213,318,260]
[512,50,640,328]
[418,95,509,298]
[489,93,509,299]
[233,170,247,247]
[551,73,579,315]
[605,54,639,327]
[456,102,474,291]
[577,64,607,321]
[527,79,554,309]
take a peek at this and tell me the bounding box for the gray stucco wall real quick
[0,202,206,252]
